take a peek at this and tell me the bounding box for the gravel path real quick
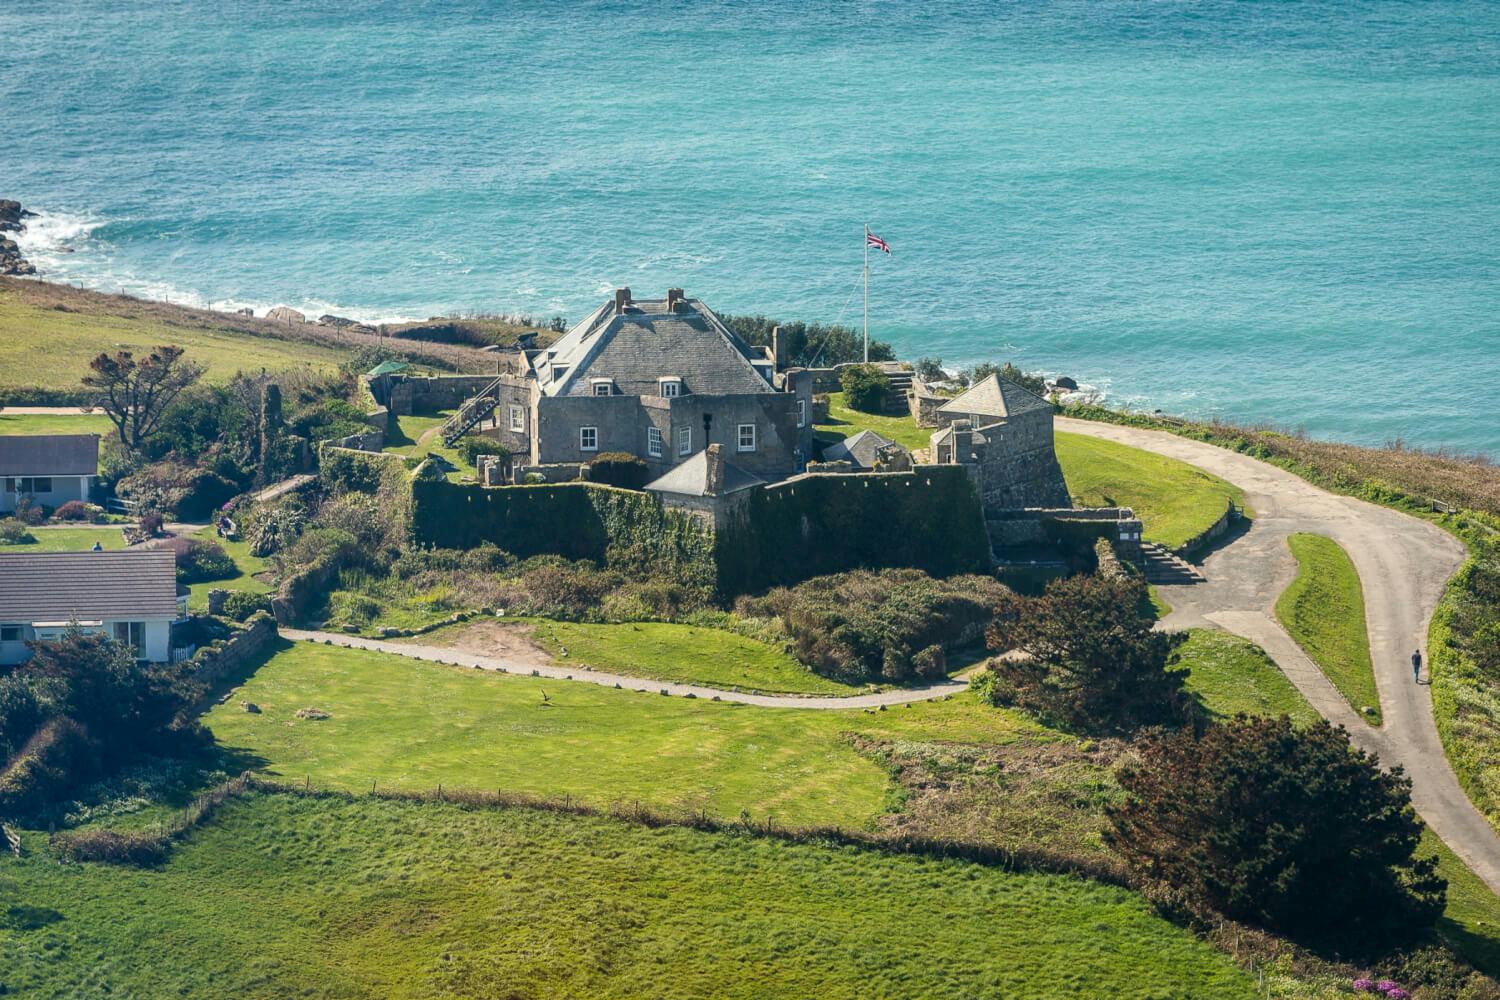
[280,628,971,709]
[1056,416,1500,892]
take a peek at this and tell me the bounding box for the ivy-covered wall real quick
[411,481,717,591]
[714,466,990,595]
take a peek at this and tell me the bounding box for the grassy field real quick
[205,640,1049,827]
[1275,532,1381,725]
[1054,431,1244,550]
[0,525,128,551]
[465,618,862,695]
[0,411,114,436]
[1175,628,1320,726]
[813,391,1244,549]
[0,792,1254,999]
[0,285,348,393]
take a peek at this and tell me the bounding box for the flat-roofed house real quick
[0,550,182,665]
[0,434,99,513]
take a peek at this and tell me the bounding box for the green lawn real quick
[205,640,1048,828]
[1055,431,1244,550]
[1275,532,1381,725]
[508,618,861,695]
[381,410,453,458]
[0,288,347,393]
[1174,628,1320,726]
[183,534,273,610]
[0,791,1254,999]
[0,525,128,551]
[0,411,114,436]
[813,391,1243,550]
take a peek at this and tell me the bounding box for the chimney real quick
[614,287,632,312]
[952,419,973,463]
[705,443,725,496]
[771,324,786,372]
[665,287,685,312]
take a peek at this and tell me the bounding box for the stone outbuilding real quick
[928,373,1070,512]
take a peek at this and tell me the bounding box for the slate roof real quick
[822,429,897,470]
[534,295,773,398]
[938,374,1051,420]
[0,434,99,476]
[0,550,179,622]
[644,450,766,497]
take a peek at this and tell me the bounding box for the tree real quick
[82,345,205,451]
[981,573,1188,731]
[839,363,890,414]
[914,356,946,383]
[720,314,894,367]
[1106,715,1445,949]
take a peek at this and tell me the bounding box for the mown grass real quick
[473,617,861,695]
[0,791,1255,999]
[205,640,1050,828]
[0,411,114,436]
[1275,532,1381,725]
[182,534,272,610]
[1054,431,1244,550]
[813,392,1244,549]
[0,525,127,551]
[1175,628,1321,726]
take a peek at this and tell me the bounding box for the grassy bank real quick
[1175,628,1320,726]
[0,790,1254,999]
[205,640,1046,827]
[1275,533,1381,725]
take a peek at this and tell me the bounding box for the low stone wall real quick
[1176,499,1239,559]
[387,374,499,416]
[182,612,278,701]
[511,462,588,484]
[909,384,946,428]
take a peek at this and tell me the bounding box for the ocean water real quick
[5,1,1499,454]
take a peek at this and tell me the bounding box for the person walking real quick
[1412,649,1423,684]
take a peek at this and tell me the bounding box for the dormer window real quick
[658,377,682,398]
[591,378,613,397]
[551,363,569,383]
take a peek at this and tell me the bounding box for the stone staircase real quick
[440,376,504,445]
[879,365,914,415]
[1137,543,1205,585]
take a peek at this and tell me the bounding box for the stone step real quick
[1137,543,1205,584]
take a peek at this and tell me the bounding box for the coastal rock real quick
[0,199,30,234]
[266,306,307,325]
[1054,375,1079,391]
[318,314,376,334]
[0,232,35,276]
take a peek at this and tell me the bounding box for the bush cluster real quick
[52,499,105,522]
[719,313,894,367]
[0,518,36,545]
[171,537,237,584]
[736,568,1008,684]
[588,452,650,491]
[838,364,890,413]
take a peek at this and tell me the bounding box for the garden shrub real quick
[52,499,99,522]
[12,496,45,526]
[839,363,890,413]
[118,461,238,521]
[736,568,1008,684]
[0,518,36,545]
[457,435,509,468]
[1106,715,1445,951]
[221,591,272,622]
[0,717,98,815]
[588,452,650,491]
[173,537,237,584]
[981,572,1188,733]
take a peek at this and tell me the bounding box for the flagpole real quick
[863,223,870,364]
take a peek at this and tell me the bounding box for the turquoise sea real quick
[5,1,1498,454]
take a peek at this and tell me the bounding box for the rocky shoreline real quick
[0,200,38,276]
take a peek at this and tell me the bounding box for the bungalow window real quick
[579,426,598,452]
[0,625,20,642]
[5,477,47,493]
[659,377,682,398]
[677,426,691,457]
[509,405,525,433]
[33,477,51,493]
[592,379,613,397]
[797,399,806,428]
[737,423,756,453]
[113,621,145,655]
[647,427,663,458]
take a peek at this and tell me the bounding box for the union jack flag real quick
[866,230,891,254]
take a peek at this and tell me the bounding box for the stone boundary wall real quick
[181,612,278,712]
[909,383,946,428]
[1175,499,1239,559]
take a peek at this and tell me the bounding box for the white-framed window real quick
[797,399,806,428]
[677,426,691,457]
[113,621,145,655]
[592,379,613,397]
[0,625,21,642]
[509,405,525,433]
[579,426,598,452]
[737,423,756,453]
[5,477,50,493]
[551,364,569,382]
[659,377,682,398]
[647,427,663,457]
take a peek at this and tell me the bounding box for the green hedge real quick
[715,466,990,595]
[318,445,408,494]
[411,481,716,591]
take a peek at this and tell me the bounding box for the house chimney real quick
[952,419,973,463]
[665,287,685,312]
[705,443,725,496]
[771,325,786,372]
[614,287,632,311]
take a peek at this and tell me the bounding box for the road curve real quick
[281,628,971,709]
[1056,416,1500,892]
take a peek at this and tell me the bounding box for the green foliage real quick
[117,460,239,520]
[455,434,508,468]
[914,356,946,382]
[411,481,716,594]
[588,451,650,491]
[1275,533,1380,724]
[175,537,237,585]
[714,466,990,597]
[982,573,1189,733]
[720,313,895,367]
[1106,715,1446,951]
[838,363,890,413]
[318,444,408,495]
[0,518,36,544]
[0,717,97,815]
[221,590,273,622]
[737,568,1007,684]
[1172,628,1320,726]
[50,500,102,522]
